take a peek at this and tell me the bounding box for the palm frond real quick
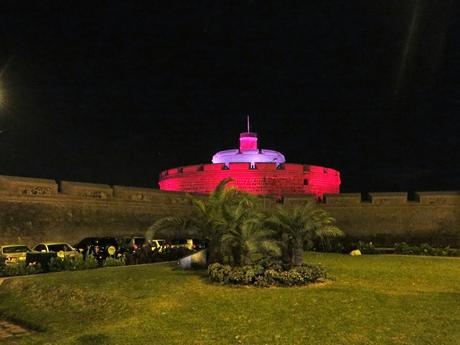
[146,216,197,240]
[314,225,344,239]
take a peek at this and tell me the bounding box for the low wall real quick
[0,175,458,247]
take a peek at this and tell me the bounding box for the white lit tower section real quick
[212,117,286,168]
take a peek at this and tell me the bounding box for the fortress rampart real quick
[159,163,340,197]
[0,174,458,247]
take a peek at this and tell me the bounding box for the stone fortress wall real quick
[285,192,460,247]
[0,175,194,246]
[0,175,458,247]
[159,162,341,197]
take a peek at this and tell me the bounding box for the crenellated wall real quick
[288,192,460,246]
[159,163,340,197]
[0,175,458,247]
[0,175,195,246]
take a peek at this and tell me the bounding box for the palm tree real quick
[266,203,344,266]
[221,197,280,265]
[147,178,242,263]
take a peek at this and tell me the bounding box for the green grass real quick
[0,253,459,345]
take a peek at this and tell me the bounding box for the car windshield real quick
[100,238,118,246]
[48,244,72,252]
[2,246,31,253]
[148,240,165,248]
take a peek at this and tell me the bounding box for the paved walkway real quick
[0,320,31,340]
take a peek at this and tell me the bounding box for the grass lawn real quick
[0,253,459,345]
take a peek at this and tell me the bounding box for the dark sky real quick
[0,1,459,193]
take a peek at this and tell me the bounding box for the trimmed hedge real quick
[48,255,100,272]
[0,247,195,277]
[394,242,460,257]
[0,255,127,277]
[208,259,327,287]
[317,238,459,257]
[0,262,41,277]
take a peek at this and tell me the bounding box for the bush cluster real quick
[208,259,327,287]
[0,262,41,277]
[103,256,126,267]
[394,242,459,257]
[357,241,377,254]
[0,255,128,277]
[317,238,459,257]
[0,247,196,277]
[48,255,101,272]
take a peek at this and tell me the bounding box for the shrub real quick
[228,267,245,284]
[0,262,41,277]
[49,255,99,272]
[394,242,459,257]
[394,242,413,255]
[50,256,82,272]
[254,275,271,287]
[208,263,232,283]
[255,257,287,271]
[103,256,125,267]
[297,264,327,282]
[83,254,99,269]
[357,241,377,254]
[419,243,434,255]
[208,262,327,287]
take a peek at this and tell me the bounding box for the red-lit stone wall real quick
[159,163,340,198]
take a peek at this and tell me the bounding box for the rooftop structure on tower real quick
[212,117,286,168]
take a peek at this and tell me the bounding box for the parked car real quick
[33,242,81,259]
[26,251,57,271]
[0,245,32,265]
[74,237,120,258]
[118,236,146,254]
[169,239,207,251]
[147,239,168,252]
[170,239,194,250]
[191,239,208,250]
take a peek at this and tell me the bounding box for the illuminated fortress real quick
[159,122,341,198]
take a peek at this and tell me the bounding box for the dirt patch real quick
[0,319,33,340]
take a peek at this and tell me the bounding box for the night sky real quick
[0,1,459,193]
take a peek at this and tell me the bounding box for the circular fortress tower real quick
[159,124,340,199]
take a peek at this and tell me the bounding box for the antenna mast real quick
[247,115,250,133]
